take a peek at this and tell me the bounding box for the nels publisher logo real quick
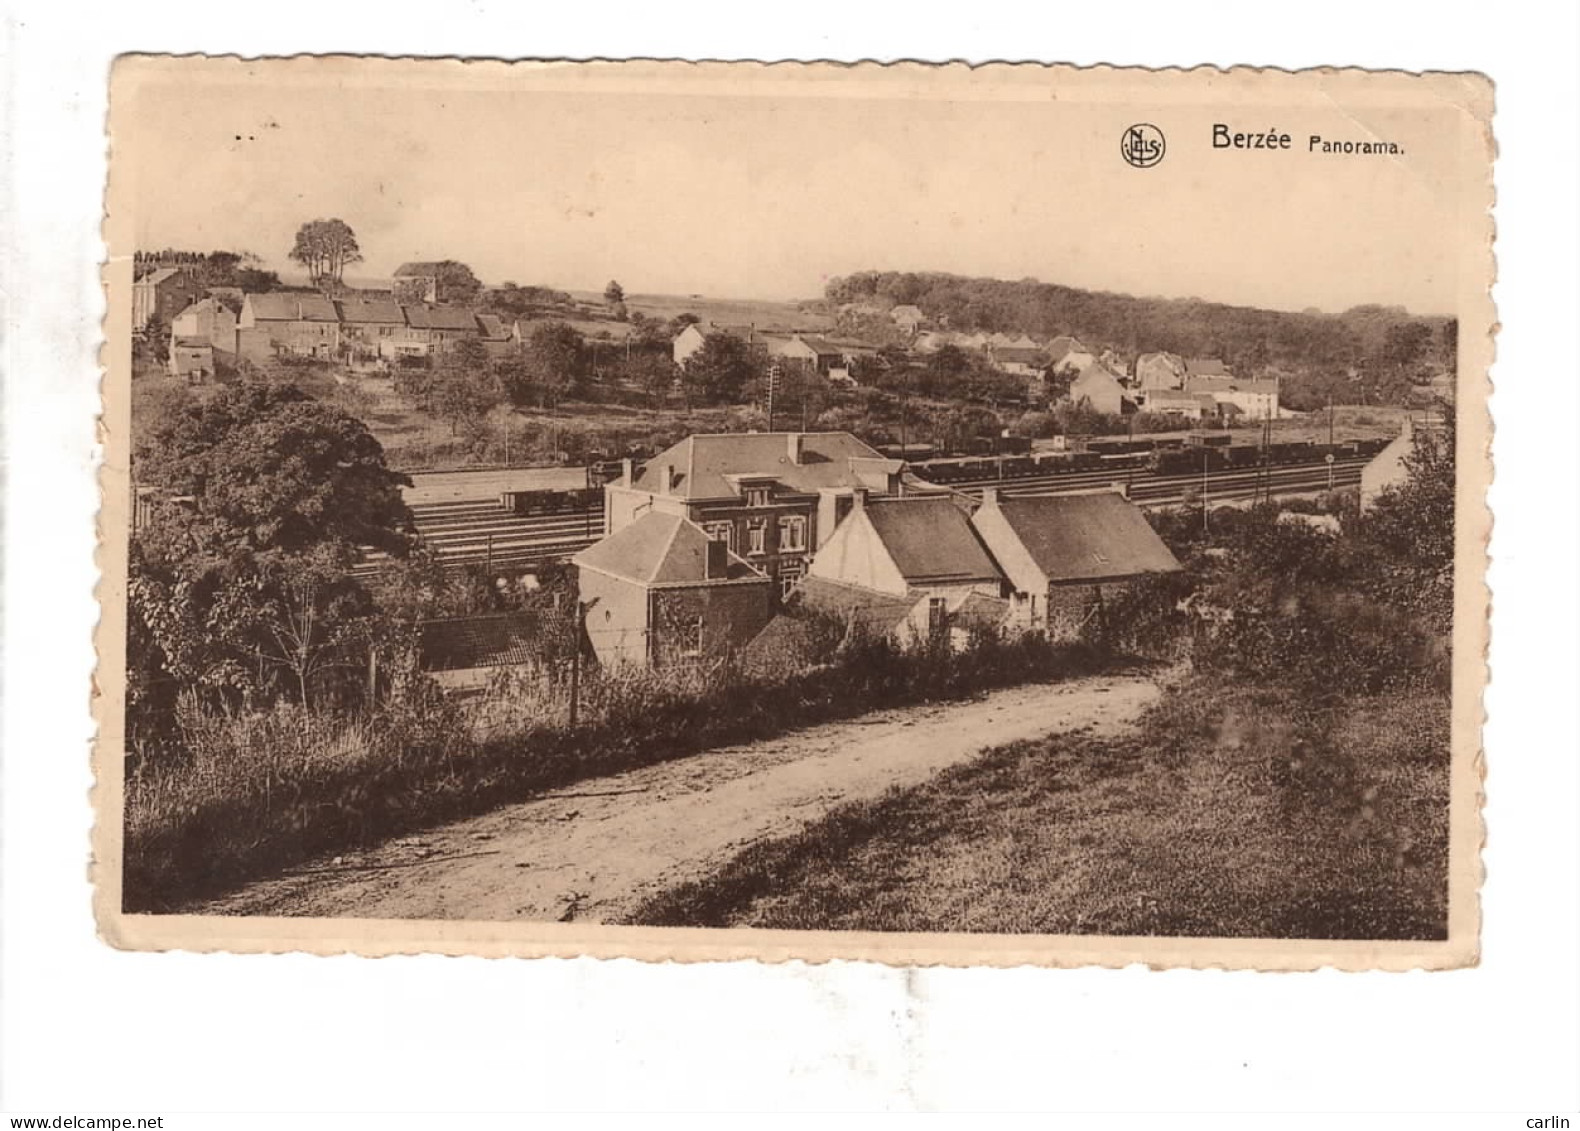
[1121,123,1166,168]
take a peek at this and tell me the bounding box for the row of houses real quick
[158,291,518,380]
[671,322,879,387]
[570,430,1182,670]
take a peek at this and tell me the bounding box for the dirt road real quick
[200,673,1160,922]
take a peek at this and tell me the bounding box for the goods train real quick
[905,434,1390,485]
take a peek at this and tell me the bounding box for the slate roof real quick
[863,497,1003,586]
[630,432,889,501]
[572,512,766,586]
[419,613,543,672]
[1185,357,1231,377]
[792,575,920,634]
[335,297,406,325]
[245,292,339,322]
[980,492,1183,583]
[403,305,482,331]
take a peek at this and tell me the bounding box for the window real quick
[777,515,807,553]
[746,487,771,509]
[703,521,735,551]
[927,596,948,636]
[747,519,768,557]
[778,558,806,600]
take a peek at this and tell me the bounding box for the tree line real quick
[826,270,1456,409]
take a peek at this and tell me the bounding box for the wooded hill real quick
[824,271,1456,409]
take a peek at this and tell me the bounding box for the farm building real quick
[419,611,547,694]
[573,511,772,669]
[969,488,1182,640]
[169,297,238,359]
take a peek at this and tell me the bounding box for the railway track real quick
[354,456,1367,577]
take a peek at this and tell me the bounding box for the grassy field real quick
[626,677,1451,940]
[575,290,833,333]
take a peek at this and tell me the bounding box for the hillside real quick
[825,270,1457,410]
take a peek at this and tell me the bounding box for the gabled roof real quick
[403,305,481,331]
[476,313,511,340]
[394,262,443,276]
[1185,357,1230,377]
[1046,336,1089,366]
[978,492,1182,583]
[572,512,766,587]
[245,292,339,322]
[792,575,921,634]
[419,612,544,671]
[630,431,888,501]
[138,267,190,287]
[863,497,1003,586]
[792,335,847,358]
[335,297,406,325]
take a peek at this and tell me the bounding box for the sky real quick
[115,61,1471,314]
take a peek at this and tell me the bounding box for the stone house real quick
[169,297,238,358]
[132,267,205,333]
[400,304,484,357]
[799,493,1008,648]
[334,297,407,365]
[969,488,1182,640]
[236,292,341,362]
[572,512,772,669]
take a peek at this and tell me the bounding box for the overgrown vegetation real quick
[627,414,1457,939]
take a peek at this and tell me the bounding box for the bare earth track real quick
[200,674,1160,923]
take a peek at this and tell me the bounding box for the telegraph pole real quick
[1201,445,1210,535]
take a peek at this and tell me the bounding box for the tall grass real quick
[124,630,1117,912]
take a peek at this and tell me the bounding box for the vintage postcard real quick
[96,58,1492,968]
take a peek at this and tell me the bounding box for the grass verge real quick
[624,677,1449,940]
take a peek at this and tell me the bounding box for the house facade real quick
[969,488,1183,640]
[132,268,205,333]
[169,297,238,358]
[603,431,924,602]
[1135,351,1187,390]
[800,493,1007,648]
[572,512,772,668]
[334,297,407,364]
[236,292,341,362]
[1067,364,1129,415]
[401,304,484,356]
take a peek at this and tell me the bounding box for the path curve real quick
[200,673,1159,923]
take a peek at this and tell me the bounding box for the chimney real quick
[980,486,1000,507]
[787,432,805,465]
[620,457,634,486]
[851,487,869,512]
[704,538,729,580]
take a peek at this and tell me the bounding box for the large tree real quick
[432,260,483,304]
[682,332,762,405]
[288,218,363,288]
[502,322,587,409]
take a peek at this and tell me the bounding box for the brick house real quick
[334,297,407,364]
[799,493,1008,647]
[236,292,341,362]
[969,488,1182,639]
[573,511,772,668]
[132,267,205,333]
[604,431,928,602]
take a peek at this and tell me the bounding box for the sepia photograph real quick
[95,58,1492,968]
